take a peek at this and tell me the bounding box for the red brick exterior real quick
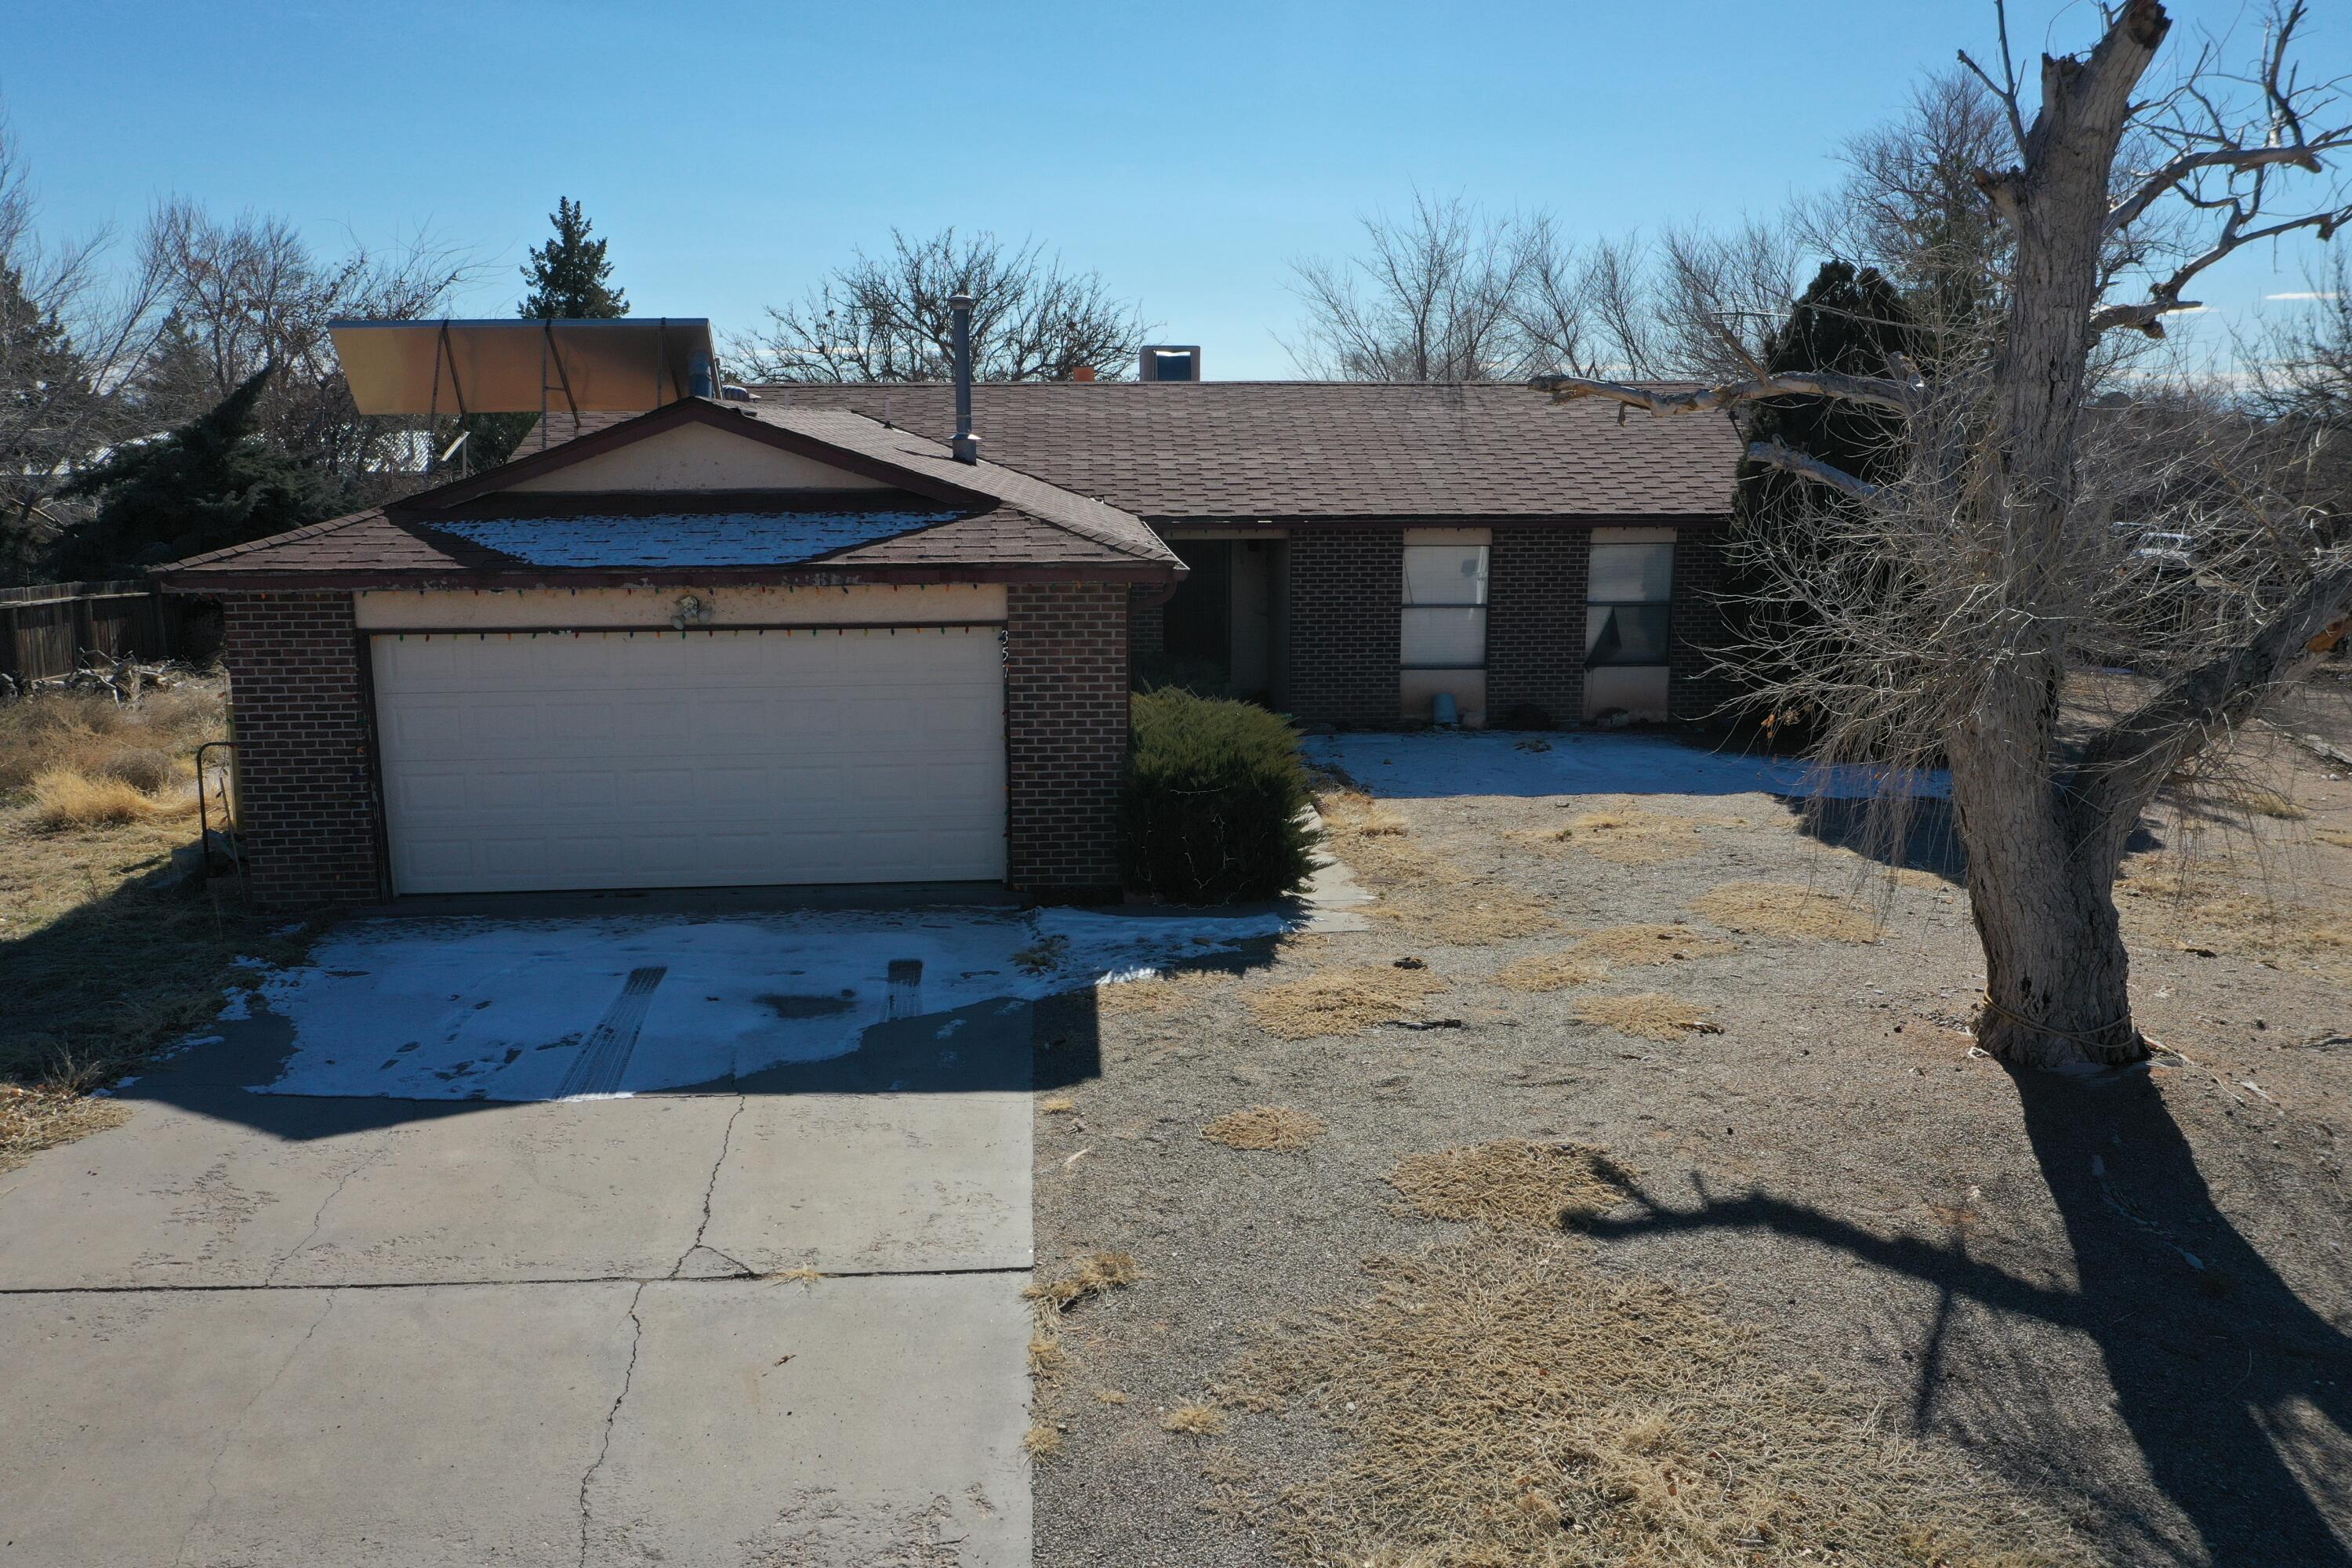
[1486,526,1590,728]
[1005,583,1131,899]
[214,532,1730,906]
[220,592,384,908]
[1668,528,1734,722]
[1284,525,1403,728]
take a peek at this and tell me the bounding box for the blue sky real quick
[10,1,2347,379]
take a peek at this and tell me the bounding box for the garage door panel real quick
[374,630,1007,894]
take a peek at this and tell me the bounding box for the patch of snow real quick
[1307,731,1947,801]
[233,904,1291,1102]
[427,511,959,568]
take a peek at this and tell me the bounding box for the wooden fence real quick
[0,580,220,683]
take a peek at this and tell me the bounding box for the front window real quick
[1401,542,1489,670]
[1585,541,1672,666]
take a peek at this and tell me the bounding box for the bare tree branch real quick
[1530,366,1924,417]
[2067,559,2352,828]
[1955,0,2028,152]
[733,228,1145,384]
[1745,438,1879,499]
[2091,202,2350,335]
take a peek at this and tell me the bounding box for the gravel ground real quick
[1030,678,2352,1568]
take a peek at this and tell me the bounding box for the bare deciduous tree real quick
[2245,250,2352,517]
[1538,0,2352,1070]
[1288,194,1802,383]
[1286,192,1539,380]
[0,118,175,578]
[733,229,1146,384]
[145,200,474,491]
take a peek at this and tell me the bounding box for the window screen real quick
[1402,543,1489,670]
[1585,541,1673,669]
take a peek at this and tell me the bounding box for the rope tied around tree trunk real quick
[1976,993,2147,1051]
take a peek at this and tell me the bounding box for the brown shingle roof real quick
[162,401,1180,586]
[544,381,1740,521]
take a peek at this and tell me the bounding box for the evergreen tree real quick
[125,311,218,426]
[1737,262,1914,507]
[466,198,631,470]
[517,198,628,321]
[0,261,99,579]
[56,365,345,576]
[1722,262,1918,736]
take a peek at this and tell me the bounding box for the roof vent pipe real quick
[949,292,979,463]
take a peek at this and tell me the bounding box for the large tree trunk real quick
[1949,667,2147,1068]
[1946,2,2171,1069]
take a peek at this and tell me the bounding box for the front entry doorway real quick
[1160,536,1286,705]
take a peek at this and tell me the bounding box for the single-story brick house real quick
[162,375,1737,909]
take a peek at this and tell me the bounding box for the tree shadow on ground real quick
[1584,1066,2352,1566]
[1774,793,2165,889]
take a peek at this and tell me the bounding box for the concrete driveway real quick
[0,899,1282,1566]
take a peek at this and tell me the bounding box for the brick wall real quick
[1486,526,1590,728]
[220,591,383,908]
[1669,528,1736,723]
[1284,526,1402,728]
[1005,583,1130,899]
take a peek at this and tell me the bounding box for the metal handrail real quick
[194,740,246,903]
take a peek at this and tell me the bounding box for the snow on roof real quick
[423,510,960,568]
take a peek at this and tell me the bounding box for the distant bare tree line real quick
[0,115,473,579]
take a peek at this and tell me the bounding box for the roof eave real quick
[158,560,1183,593]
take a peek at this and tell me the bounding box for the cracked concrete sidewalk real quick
[0,913,1036,1567]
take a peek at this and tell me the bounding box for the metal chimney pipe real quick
[949,292,978,463]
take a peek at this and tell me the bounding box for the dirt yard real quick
[1029,672,2352,1568]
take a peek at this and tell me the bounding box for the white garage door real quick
[372,628,1007,894]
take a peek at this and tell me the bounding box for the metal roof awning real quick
[329,318,716,416]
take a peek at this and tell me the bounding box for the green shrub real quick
[1122,688,1319,904]
[1131,652,1236,699]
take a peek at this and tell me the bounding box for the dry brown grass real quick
[2318,829,2352,850]
[1025,1250,1142,1317]
[1316,787,1425,882]
[2118,873,2352,981]
[1320,785,1559,945]
[1575,922,1739,967]
[1022,1424,1065,1460]
[1492,950,1610,992]
[0,685,223,799]
[1495,924,1737,994]
[0,1084,132,1174]
[2230,784,2308,820]
[1229,1231,2086,1567]
[1389,1140,1634,1230]
[1201,1105,1326,1151]
[1574,991,1724,1043]
[1692,880,1880,944]
[1096,967,1234,1018]
[1040,1094,1076,1114]
[27,767,198,832]
[1247,964,1450,1040]
[1161,1403,1227,1436]
[1524,807,1709,865]
[1368,885,1559,946]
